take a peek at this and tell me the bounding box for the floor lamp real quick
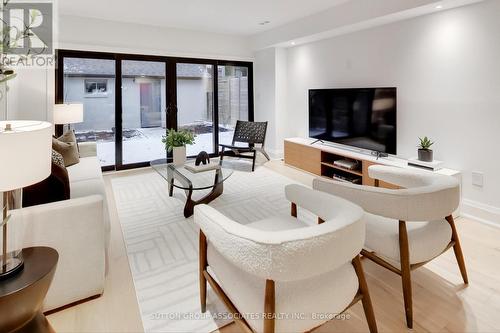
[53,103,84,137]
[0,121,52,279]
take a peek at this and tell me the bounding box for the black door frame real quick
[55,49,254,171]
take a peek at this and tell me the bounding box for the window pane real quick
[85,82,97,94]
[122,60,167,165]
[97,82,107,92]
[63,58,116,167]
[176,63,214,155]
[217,65,249,146]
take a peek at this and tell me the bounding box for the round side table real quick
[0,247,58,333]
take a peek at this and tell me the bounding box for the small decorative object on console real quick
[418,136,434,162]
[332,174,362,184]
[333,159,360,170]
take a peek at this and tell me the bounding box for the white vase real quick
[172,146,187,166]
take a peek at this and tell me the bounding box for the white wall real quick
[6,66,52,121]
[254,47,287,157]
[58,15,253,61]
[284,0,500,215]
[254,49,276,153]
[274,48,288,155]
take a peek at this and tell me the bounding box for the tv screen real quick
[309,87,397,154]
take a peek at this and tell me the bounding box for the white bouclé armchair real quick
[313,165,468,329]
[194,184,378,333]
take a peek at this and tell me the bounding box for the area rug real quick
[111,165,315,333]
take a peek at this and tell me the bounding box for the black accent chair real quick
[219,121,271,172]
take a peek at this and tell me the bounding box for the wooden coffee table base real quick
[170,179,224,218]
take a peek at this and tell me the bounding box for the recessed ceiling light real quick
[259,20,270,26]
[435,4,443,9]
[291,41,296,46]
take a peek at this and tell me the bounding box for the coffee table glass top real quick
[150,159,234,190]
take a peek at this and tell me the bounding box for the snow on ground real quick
[84,127,235,166]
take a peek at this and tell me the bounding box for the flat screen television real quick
[309,87,397,155]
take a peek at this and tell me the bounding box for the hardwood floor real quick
[217,211,500,333]
[48,161,500,333]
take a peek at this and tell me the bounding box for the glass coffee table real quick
[151,159,234,218]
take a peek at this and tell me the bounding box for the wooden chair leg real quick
[352,256,378,333]
[264,280,275,333]
[446,215,469,284]
[399,221,413,329]
[199,232,208,313]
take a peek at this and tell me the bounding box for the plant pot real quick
[418,149,433,162]
[172,146,187,166]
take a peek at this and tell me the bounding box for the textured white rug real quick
[111,165,314,333]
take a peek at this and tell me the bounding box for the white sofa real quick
[10,142,110,312]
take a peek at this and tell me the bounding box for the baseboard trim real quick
[266,149,284,160]
[461,199,500,228]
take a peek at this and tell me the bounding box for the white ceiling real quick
[58,0,351,36]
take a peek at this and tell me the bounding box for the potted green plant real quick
[418,136,435,162]
[162,129,196,165]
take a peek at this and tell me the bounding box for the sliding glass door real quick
[217,65,251,146]
[56,50,253,171]
[61,57,116,167]
[121,60,167,165]
[176,63,215,155]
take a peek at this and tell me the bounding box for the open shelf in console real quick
[321,167,362,184]
[320,151,363,178]
[320,151,363,184]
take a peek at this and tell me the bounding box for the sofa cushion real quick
[53,135,80,167]
[22,161,70,208]
[67,156,111,249]
[67,156,102,184]
[364,213,452,266]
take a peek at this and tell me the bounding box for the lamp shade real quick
[53,104,84,124]
[0,121,52,192]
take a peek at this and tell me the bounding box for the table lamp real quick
[0,121,52,279]
[53,103,84,137]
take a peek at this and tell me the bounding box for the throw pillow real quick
[52,149,65,168]
[58,130,80,153]
[23,151,71,207]
[52,130,80,167]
